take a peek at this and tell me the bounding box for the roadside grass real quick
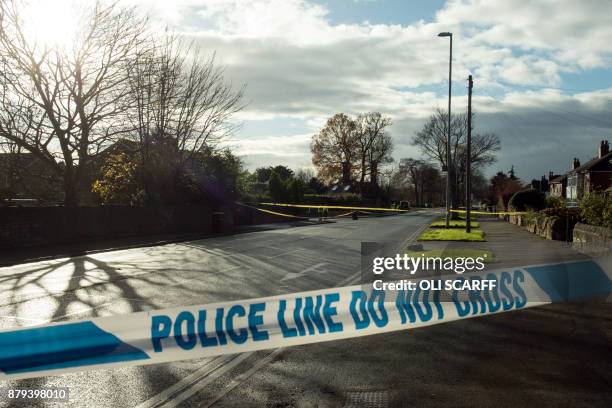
[430,220,480,229]
[418,228,485,241]
[406,248,494,262]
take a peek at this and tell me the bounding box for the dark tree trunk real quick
[63,163,84,207]
[64,176,78,207]
[360,158,366,183]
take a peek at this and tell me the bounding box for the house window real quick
[566,172,584,207]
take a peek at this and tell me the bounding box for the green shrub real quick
[288,178,304,203]
[509,189,546,211]
[541,207,580,219]
[545,195,565,208]
[268,172,287,202]
[579,192,612,228]
[522,209,541,223]
[92,153,143,205]
[240,192,260,203]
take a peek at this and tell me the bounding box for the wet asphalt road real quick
[1,212,611,407]
[0,212,436,407]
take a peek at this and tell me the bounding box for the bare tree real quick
[127,35,244,176]
[397,158,429,206]
[412,108,500,207]
[413,108,500,169]
[0,0,149,206]
[395,158,443,206]
[295,167,315,184]
[368,133,393,186]
[355,112,392,183]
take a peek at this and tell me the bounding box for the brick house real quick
[549,174,567,198]
[0,152,63,204]
[566,140,612,206]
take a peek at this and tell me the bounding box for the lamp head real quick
[438,32,452,37]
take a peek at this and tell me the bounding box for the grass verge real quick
[430,220,480,228]
[418,228,485,241]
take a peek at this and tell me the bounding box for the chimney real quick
[541,175,548,192]
[572,158,581,170]
[599,140,610,158]
[549,171,553,180]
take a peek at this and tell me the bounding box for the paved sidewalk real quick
[421,216,589,269]
[478,217,589,268]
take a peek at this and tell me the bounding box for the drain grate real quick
[343,390,389,408]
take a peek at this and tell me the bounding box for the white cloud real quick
[228,133,315,169]
[125,0,612,178]
[437,0,612,69]
[231,133,311,156]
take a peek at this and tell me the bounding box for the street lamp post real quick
[438,32,452,228]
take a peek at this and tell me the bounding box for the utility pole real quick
[437,32,452,228]
[466,75,473,233]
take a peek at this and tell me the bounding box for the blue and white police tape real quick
[0,259,610,380]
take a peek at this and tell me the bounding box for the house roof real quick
[97,139,139,156]
[549,174,567,183]
[0,152,49,170]
[570,150,612,173]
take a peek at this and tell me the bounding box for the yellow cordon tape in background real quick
[237,203,383,220]
[335,210,376,217]
[258,202,408,212]
[334,211,355,217]
[235,202,311,220]
[240,202,521,216]
[449,209,527,216]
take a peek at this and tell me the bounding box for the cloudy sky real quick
[129,0,612,181]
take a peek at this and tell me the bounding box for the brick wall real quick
[0,206,214,250]
[0,203,313,251]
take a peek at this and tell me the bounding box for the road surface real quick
[0,211,611,407]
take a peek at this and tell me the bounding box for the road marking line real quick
[157,353,253,408]
[266,248,307,259]
[281,263,328,281]
[135,355,244,408]
[201,348,285,408]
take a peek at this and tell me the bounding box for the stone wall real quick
[509,214,575,241]
[572,223,612,256]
